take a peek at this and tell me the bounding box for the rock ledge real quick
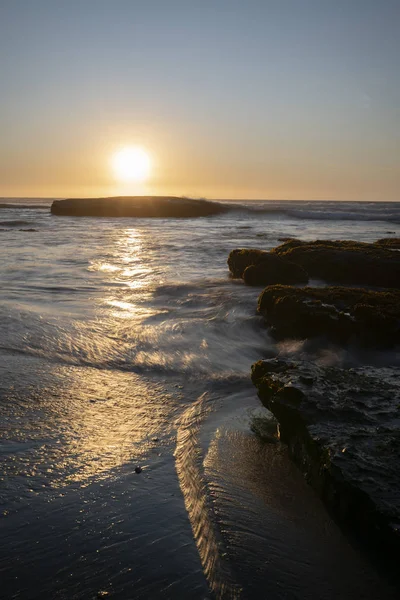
[251,358,400,571]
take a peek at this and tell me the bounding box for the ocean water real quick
[1,198,399,599]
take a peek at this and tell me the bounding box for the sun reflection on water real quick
[0,227,179,493]
[53,227,171,485]
[89,228,157,316]
[53,367,172,486]
[1,362,177,491]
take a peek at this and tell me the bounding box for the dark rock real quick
[228,248,308,286]
[258,285,400,347]
[374,238,400,249]
[250,416,279,443]
[135,466,142,474]
[243,258,308,286]
[272,239,400,288]
[51,196,229,218]
[228,249,270,278]
[251,357,400,572]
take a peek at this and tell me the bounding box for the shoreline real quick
[176,382,399,598]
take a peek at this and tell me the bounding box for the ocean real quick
[1,198,399,599]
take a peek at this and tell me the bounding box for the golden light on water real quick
[31,227,172,487]
[111,146,151,183]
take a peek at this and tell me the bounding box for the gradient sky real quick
[1,0,399,200]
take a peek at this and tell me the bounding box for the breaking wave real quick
[0,220,33,227]
[236,200,400,225]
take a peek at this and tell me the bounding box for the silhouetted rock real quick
[272,239,400,288]
[227,248,308,286]
[251,358,400,571]
[258,285,400,346]
[51,196,229,218]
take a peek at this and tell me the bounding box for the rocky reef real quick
[272,239,400,288]
[374,238,400,249]
[227,236,400,575]
[227,248,308,285]
[228,238,400,288]
[257,284,400,347]
[251,358,400,572]
[51,196,229,218]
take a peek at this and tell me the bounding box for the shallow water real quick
[1,199,399,598]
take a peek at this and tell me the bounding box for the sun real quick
[112,146,151,183]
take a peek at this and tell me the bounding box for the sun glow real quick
[112,146,151,183]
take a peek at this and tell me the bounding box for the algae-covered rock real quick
[227,248,308,286]
[228,238,400,288]
[228,249,269,278]
[272,239,400,288]
[51,196,229,218]
[251,357,400,570]
[257,285,400,346]
[374,238,400,249]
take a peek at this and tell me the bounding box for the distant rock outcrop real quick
[51,196,229,218]
[251,358,400,573]
[257,284,400,347]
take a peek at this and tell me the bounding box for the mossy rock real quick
[374,238,400,249]
[257,284,400,347]
[228,248,308,286]
[271,239,400,288]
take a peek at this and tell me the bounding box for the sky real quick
[0,0,399,200]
